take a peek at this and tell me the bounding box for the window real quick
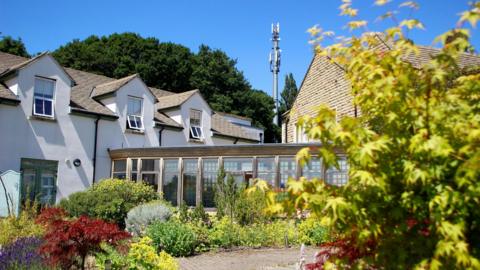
[189,109,203,140]
[183,159,198,206]
[141,159,159,191]
[163,159,179,206]
[257,157,276,186]
[302,157,323,179]
[127,97,144,130]
[279,157,296,188]
[223,158,253,187]
[326,157,349,186]
[112,160,127,179]
[202,159,218,207]
[33,77,55,117]
[130,159,138,181]
[21,158,58,206]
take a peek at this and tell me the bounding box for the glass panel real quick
[34,98,44,115]
[43,100,52,116]
[142,159,158,172]
[223,158,252,186]
[326,158,349,186]
[142,173,158,191]
[113,172,126,179]
[302,158,322,179]
[257,157,276,186]
[183,159,197,206]
[40,173,55,205]
[128,97,142,116]
[202,159,218,207]
[34,78,54,98]
[279,157,296,188]
[163,159,179,206]
[22,169,36,202]
[113,160,126,172]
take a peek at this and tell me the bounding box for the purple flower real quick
[0,237,46,270]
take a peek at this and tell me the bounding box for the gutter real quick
[0,97,20,106]
[92,116,100,185]
[158,126,165,146]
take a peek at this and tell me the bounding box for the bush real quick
[147,220,197,257]
[127,237,178,270]
[234,186,269,225]
[39,214,131,269]
[207,216,242,248]
[60,179,159,226]
[125,201,172,236]
[0,206,44,246]
[298,217,330,246]
[94,243,128,270]
[0,237,47,270]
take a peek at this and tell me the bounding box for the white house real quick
[0,51,262,205]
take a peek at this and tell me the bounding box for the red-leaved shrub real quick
[35,207,68,226]
[305,238,376,270]
[39,215,130,270]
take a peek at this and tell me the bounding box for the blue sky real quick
[1,0,478,96]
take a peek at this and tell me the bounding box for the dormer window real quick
[33,77,55,118]
[127,96,144,130]
[189,109,203,140]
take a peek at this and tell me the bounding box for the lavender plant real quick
[0,237,47,270]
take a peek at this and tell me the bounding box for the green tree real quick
[279,73,298,118]
[263,1,480,269]
[53,34,278,142]
[0,36,29,57]
[53,33,194,92]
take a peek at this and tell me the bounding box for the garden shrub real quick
[147,220,197,257]
[0,237,47,270]
[94,243,128,270]
[127,237,178,270]
[208,216,242,248]
[0,208,44,246]
[60,179,159,226]
[298,217,330,246]
[234,186,269,225]
[125,200,172,236]
[39,213,131,270]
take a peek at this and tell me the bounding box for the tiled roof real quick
[0,82,18,102]
[211,113,258,141]
[215,111,252,122]
[0,52,258,141]
[405,46,480,68]
[156,89,199,110]
[91,74,139,98]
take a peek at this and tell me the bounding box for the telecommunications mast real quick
[269,22,281,126]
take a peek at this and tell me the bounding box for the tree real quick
[53,33,194,92]
[0,36,29,57]
[279,73,298,118]
[263,1,480,269]
[53,34,278,142]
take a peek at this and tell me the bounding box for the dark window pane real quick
[35,98,44,114]
[113,160,126,172]
[44,100,52,116]
[142,173,158,191]
[163,159,178,206]
[202,159,218,207]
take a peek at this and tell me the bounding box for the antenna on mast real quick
[269,22,281,127]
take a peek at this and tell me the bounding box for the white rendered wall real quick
[0,55,96,202]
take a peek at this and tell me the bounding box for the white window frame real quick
[189,109,203,140]
[127,96,144,131]
[33,77,55,118]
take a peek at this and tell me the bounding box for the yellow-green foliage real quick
[297,217,330,245]
[128,237,178,270]
[0,203,44,246]
[265,1,480,269]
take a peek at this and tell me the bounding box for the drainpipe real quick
[158,126,165,146]
[92,116,100,185]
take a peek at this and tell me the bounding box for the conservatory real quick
[108,144,348,207]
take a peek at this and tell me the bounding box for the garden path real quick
[178,246,318,270]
